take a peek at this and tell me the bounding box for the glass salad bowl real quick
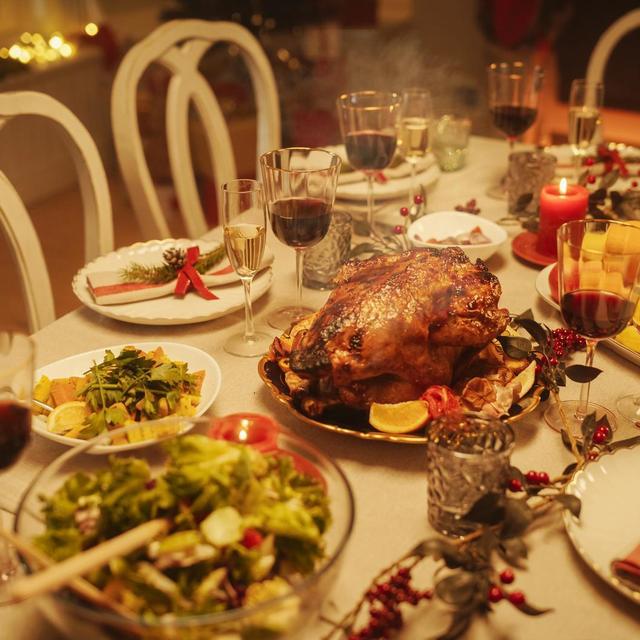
[14,419,355,640]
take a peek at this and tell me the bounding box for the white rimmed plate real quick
[535,263,640,366]
[72,238,273,325]
[564,446,640,604]
[32,342,221,454]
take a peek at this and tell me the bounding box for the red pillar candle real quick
[536,179,588,257]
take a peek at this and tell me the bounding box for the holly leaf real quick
[501,498,534,538]
[554,494,581,518]
[514,192,533,212]
[607,435,640,451]
[560,428,582,454]
[435,572,478,606]
[512,317,550,349]
[408,539,464,568]
[580,412,598,456]
[600,168,620,190]
[437,611,472,640]
[518,602,553,616]
[516,309,534,321]
[588,188,607,205]
[498,536,528,566]
[562,462,578,475]
[565,365,602,384]
[497,336,532,359]
[464,492,505,526]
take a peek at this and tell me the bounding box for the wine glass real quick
[616,299,640,425]
[260,147,341,330]
[221,180,272,357]
[397,88,433,203]
[0,332,34,583]
[569,79,604,180]
[336,91,401,236]
[544,220,640,434]
[487,61,543,199]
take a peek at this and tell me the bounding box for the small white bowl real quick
[408,211,508,262]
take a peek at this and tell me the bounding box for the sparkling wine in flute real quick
[223,223,266,278]
[398,117,430,160]
[568,107,599,153]
[269,197,331,248]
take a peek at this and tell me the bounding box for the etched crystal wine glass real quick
[221,180,272,357]
[545,220,640,434]
[260,148,341,330]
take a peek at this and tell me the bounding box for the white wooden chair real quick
[111,19,281,240]
[0,91,113,332]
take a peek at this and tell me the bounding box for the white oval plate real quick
[72,239,273,325]
[32,342,221,454]
[564,446,640,604]
[535,263,640,366]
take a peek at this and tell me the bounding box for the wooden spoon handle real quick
[7,518,169,604]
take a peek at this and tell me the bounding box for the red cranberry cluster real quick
[488,569,526,607]
[583,155,640,187]
[591,423,611,445]
[349,567,432,639]
[550,328,586,359]
[508,470,549,492]
[454,198,480,214]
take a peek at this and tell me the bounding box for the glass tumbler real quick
[426,413,514,537]
[432,115,471,172]
[302,210,352,290]
[506,151,556,215]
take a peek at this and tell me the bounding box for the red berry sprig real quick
[454,198,480,214]
[550,328,586,360]
[525,470,550,486]
[350,567,432,640]
[591,423,611,445]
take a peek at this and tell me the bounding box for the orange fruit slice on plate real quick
[369,400,430,434]
[47,401,89,437]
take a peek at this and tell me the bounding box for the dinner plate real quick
[323,144,441,201]
[535,264,640,366]
[32,342,221,454]
[257,357,545,444]
[564,446,640,604]
[72,239,273,325]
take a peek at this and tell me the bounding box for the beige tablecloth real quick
[2,136,639,639]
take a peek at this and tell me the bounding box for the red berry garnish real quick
[588,450,599,460]
[549,356,558,367]
[393,225,403,234]
[488,585,503,603]
[592,426,609,445]
[414,194,424,204]
[508,591,526,607]
[421,589,433,600]
[525,470,539,484]
[508,478,523,492]
[587,174,596,184]
[632,180,638,188]
[400,206,410,217]
[537,471,550,485]
[241,528,263,549]
[585,157,595,166]
[499,569,515,584]
[534,363,542,375]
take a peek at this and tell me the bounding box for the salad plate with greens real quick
[31,343,221,454]
[15,430,354,639]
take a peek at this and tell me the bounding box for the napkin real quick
[87,248,274,306]
[611,542,640,591]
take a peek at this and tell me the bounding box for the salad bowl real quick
[14,423,355,640]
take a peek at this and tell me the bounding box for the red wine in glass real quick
[0,401,30,469]
[561,290,636,339]
[490,105,537,138]
[344,131,397,172]
[269,197,331,248]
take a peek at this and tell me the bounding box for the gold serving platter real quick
[258,356,547,445]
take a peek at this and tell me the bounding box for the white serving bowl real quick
[408,211,508,262]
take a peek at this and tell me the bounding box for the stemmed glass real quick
[487,61,543,199]
[569,79,604,180]
[0,332,34,583]
[221,180,272,357]
[260,147,341,330]
[336,91,401,236]
[545,220,640,434]
[397,88,433,203]
[616,300,640,424]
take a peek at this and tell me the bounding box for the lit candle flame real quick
[559,178,568,195]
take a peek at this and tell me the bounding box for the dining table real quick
[1,135,639,640]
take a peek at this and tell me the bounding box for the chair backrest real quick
[586,9,640,86]
[0,91,114,332]
[112,19,281,240]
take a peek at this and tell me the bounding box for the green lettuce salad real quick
[35,435,331,631]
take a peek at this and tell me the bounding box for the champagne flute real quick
[260,147,341,330]
[221,180,272,357]
[336,91,401,236]
[544,220,640,434]
[0,332,34,583]
[397,88,433,204]
[569,79,604,180]
[487,61,543,199]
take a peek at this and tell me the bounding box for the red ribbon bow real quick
[174,246,218,300]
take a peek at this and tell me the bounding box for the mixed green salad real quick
[35,435,331,632]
